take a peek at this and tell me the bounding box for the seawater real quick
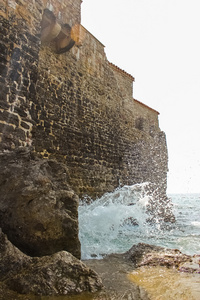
[78,184,200,259]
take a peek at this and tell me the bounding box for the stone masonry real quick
[0,0,168,198]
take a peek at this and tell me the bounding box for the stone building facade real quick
[0,0,168,198]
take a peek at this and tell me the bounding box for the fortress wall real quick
[75,26,106,80]
[35,42,126,196]
[134,99,160,135]
[0,0,82,150]
[42,0,82,25]
[0,0,168,198]
[108,62,134,102]
[0,0,42,150]
[40,0,82,26]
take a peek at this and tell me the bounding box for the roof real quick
[108,62,135,82]
[134,98,160,115]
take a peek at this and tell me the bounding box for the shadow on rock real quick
[0,229,103,296]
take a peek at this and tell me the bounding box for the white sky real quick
[81,0,200,194]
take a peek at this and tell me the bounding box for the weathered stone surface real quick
[7,252,103,296]
[0,0,169,202]
[85,254,150,300]
[178,256,200,274]
[85,243,200,299]
[126,243,190,267]
[0,148,81,259]
[125,243,200,274]
[0,228,31,280]
[0,229,102,296]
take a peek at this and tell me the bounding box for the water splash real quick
[78,183,174,259]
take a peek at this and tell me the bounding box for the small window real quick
[135,117,144,131]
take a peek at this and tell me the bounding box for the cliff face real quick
[0,0,168,199]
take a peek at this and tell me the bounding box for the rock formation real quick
[0,229,103,296]
[125,243,200,273]
[0,148,80,259]
[85,243,200,299]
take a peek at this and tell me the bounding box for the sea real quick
[78,184,200,260]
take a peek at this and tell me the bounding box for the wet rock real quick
[125,243,200,273]
[85,254,150,300]
[0,148,81,258]
[6,252,103,296]
[0,229,103,296]
[178,255,200,274]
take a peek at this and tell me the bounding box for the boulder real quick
[0,228,31,280]
[0,229,103,296]
[0,148,81,258]
[125,243,200,273]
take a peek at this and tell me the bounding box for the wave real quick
[78,183,174,259]
[191,221,200,227]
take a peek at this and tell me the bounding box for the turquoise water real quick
[168,193,200,255]
[78,185,200,259]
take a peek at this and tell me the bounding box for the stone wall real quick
[108,62,134,103]
[0,0,168,198]
[134,99,160,135]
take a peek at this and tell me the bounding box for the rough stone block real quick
[0,149,81,259]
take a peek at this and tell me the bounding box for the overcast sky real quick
[81,0,200,194]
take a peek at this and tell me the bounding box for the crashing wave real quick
[78,183,175,259]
